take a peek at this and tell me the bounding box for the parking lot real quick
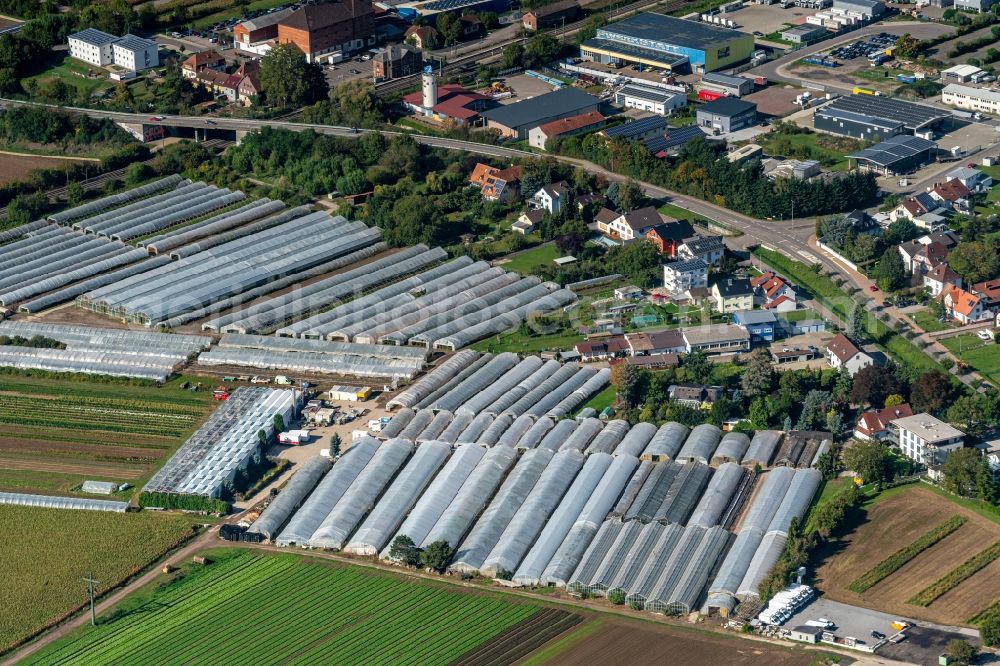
[822,32,899,65]
[784,597,981,664]
[724,3,813,38]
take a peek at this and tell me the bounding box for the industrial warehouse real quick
[813,94,950,140]
[238,350,829,622]
[580,12,755,73]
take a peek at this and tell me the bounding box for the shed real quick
[789,626,821,643]
[81,480,117,495]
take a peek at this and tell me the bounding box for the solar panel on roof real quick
[604,115,667,139]
[823,94,948,130]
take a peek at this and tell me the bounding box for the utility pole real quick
[83,574,99,626]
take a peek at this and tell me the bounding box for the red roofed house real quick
[855,404,913,440]
[930,179,972,212]
[181,50,225,79]
[972,278,1000,311]
[923,262,962,297]
[468,163,521,202]
[644,219,694,257]
[403,83,491,126]
[751,271,797,310]
[825,333,873,376]
[575,335,629,360]
[942,284,990,324]
[528,111,606,150]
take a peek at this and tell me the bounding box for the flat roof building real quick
[614,84,687,115]
[696,97,757,134]
[701,71,753,97]
[781,24,828,44]
[813,94,949,139]
[681,323,751,353]
[942,83,1000,116]
[581,12,754,73]
[846,135,936,176]
[891,413,964,466]
[481,87,600,139]
[832,0,885,17]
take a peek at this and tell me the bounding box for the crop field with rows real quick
[25,550,542,666]
[0,504,202,653]
[0,374,217,494]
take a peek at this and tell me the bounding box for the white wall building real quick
[112,34,159,72]
[68,28,118,67]
[663,258,708,294]
[941,83,1000,116]
[891,413,965,466]
[825,333,873,376]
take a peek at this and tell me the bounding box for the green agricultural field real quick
[0,504,203,653]
[24,550,541,666]
[0,373,217,495]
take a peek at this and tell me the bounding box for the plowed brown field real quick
[536,618,815,666]
[814,485,1000,625]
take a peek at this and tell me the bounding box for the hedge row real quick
[907,539,1000,607]
[138,492,228,514]
[847,515,966,593]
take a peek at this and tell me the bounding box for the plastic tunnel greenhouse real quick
[247,456,333,540]
[641,422,690,462]
[274,438,380,546]
[307,438,414,549]
[344,441,451,556]
[609,461,654,519]
[451,448,555,574]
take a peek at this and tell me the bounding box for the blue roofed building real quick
[731,310,777,343]
[581,12,754,73]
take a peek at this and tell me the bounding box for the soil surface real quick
[813,486,1000,626]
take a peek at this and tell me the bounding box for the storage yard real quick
[236,351,830,623]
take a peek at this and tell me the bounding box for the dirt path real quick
[0,525,220,666]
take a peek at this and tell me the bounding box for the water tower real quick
[421,65,437,110]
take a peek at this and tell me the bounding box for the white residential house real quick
[825,332,873,376]
[512,209,544,235]
[663,258,708,294]
[891,413,965,466]
[677,235,725,267]
[600,206,663,242]
[946,165,993,193]
[111,34,159,72]
[68,28,118,67]
[942,284,991,324]
[923,262,962,297]
[530,182,569,215]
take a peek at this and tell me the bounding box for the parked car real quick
[871,631,885,640]
[869,285,878,292]
[977,329,994,342]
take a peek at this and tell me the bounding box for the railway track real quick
[374,0,682,97]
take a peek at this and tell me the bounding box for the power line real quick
[83,574,100,627]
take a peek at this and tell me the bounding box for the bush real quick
[848,516,966,593]
[608,590,626,605]
[138,492,228,514]
[907,539,1000,606]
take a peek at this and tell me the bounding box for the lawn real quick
[0,505,203,652]
[941,334,1000,386]
[758,130,863,172]
[0,373,217,496]
[580,384,617,414]
[470,327,584,354]
[778,308,821,323]
[657,202,741,236]
[24,53,114,99]
[23,549,540,665]
[910,307,951,333]
[501,242,560,275]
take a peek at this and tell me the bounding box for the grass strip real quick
[847,515,967,593]
[907,539,1000,607]
[969,598,1000,625]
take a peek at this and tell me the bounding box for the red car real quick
[869,285,879,292]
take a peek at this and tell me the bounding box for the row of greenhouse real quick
[143,387,298,497]
[0,321,212,382]
[196,333,430,381]
[248,431,819,614]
